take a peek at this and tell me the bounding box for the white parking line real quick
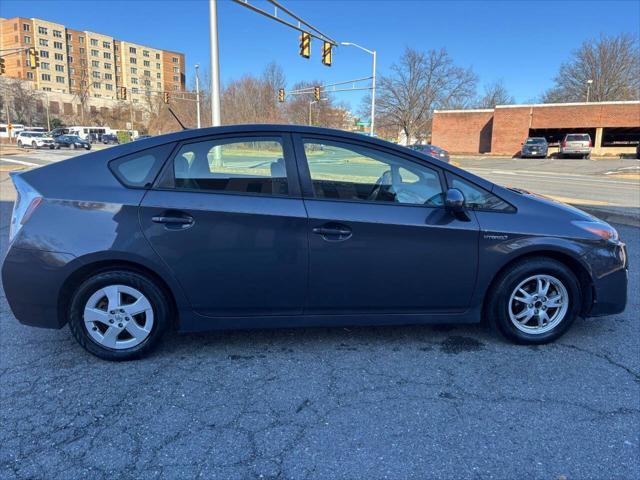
[0,158,39,167]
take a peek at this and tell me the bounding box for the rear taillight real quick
[562,140,567,147]
[588,140,593,147]
[9,173,42,242]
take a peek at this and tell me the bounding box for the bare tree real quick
[71,67,91,124]
[0,78,44,126]
[475,80,514,108]
[542,33,640,103]
[374,47,477,143]
[262,61,286,123]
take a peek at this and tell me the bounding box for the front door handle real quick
[312,227,351,236]
[312,223,352,241]
[152,215,193,225]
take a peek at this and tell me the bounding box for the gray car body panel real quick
[1,125,628,331]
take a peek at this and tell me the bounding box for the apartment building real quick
[0,16,185,103]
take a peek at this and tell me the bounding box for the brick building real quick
[0,16,185,104]
[432,101,640,156]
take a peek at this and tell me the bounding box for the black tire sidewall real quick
[68,271,169,361]
[490,258,581,344]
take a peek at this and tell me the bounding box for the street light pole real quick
[195,64,201,129]
[209,0,221,127]
[586,79,593,103]
[309,100,316,125]
[341,42,376,136]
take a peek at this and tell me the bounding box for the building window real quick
[156,72,161,79]
[38,26,48,35]
[105,73,113,80]
[43,87,51,91]
[173,66,179,73]
[156,63,161,69]
[66,33,72,41]
[53,30,62,38]
[27,71,34,80]
[70,68,75,74]
[90,38,98,46]
[54,41,62,49]
[143,50,149,57]
[92,60,100,67]
[79,36,85,44]
[80,47,85,54]
[103,52,111,59]
[132,87,139,94]
[173,75,179,82]
[39,39,48,46]
[55,65,64,72]
[143,60,150,67]
[67,45,73,53]
[105,83,113,90]
[56,76,65,83]
[41,73,51,81]
[103,41,111,49]
[172,57,178,63]
[157,82,161,88]
[24,35,31,44]
[70,79,75,86]
[173,85,179,91]
[40,62,50,70]
[155,53,160,60]
[104,63,112,69]
[144,79,150,86]
[93,82,101,89]
[130,57,137,64]
[129,47,136,54]
[92,71,101,79]
[131,77,138,84]
[54,53,63,61]
[144,70,150,77]
[130,67,137,74]
[40,50,49,58]
[91,49,99,57]
[23,23,30,31]
[80,59,86,66]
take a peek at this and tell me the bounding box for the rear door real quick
[139,132,308,317]
[293,134,480,314]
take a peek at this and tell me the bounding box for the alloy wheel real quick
[83,284,154,349]
[508,274,569,334]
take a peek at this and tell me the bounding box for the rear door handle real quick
[152,216,193,225]
[312,227,351,236]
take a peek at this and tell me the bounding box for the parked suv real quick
[520,137,548,158]
[16,132,55,150]
[559,133,592,159]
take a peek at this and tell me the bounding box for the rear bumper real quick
[1,247,76,329]
[561,148,591,154]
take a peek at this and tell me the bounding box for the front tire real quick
[486,257,581,344]
[68,270,170,360]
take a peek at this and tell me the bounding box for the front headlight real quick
[573,220,619,242]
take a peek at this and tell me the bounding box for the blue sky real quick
[3,0,639,109]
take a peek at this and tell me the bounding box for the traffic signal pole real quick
[209,0,222,127]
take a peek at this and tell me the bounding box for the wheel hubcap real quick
[83,284,154,350]
[508,274,569,334]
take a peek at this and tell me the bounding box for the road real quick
[0,150,639,479]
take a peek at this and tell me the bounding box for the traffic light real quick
[321,42,332,67]
[278,88,285,103]
[299,32,311,59]
[28,47,39,69]
[163,92,170,104]
[313,86,321,101]
[119,86,127,100]
[0,57,5,75]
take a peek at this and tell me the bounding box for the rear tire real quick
[486,257,581,344]
[68,270,170,361]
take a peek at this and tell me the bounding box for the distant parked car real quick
[636,143,640,159]
[409,144,450,162]
[16,132,55,150]
[135,134,153,141]
[101,134,119,145]
[54,135,91,150]
[520,137,548,158]
[559,133,592,159]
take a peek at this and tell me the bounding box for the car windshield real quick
[525,138,546,144]
[566,134,590,141]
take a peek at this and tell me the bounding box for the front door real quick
[294,135,480,314]
[140,133,308,317]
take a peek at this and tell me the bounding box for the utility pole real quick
[341,42,376,136]
[195,64,201,128]
[586,79,593,103]
[209,0,221,126]
[44,91,50,131]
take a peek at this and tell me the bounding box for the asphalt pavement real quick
[0,152,639,479]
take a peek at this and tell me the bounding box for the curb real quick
[575,206,640,228]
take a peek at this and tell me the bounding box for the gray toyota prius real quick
[2,125,628,360]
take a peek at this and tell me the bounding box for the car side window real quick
[302,139,444,206]
[446,173,514,212]
[171,137,288,196]
[109,143,175,188]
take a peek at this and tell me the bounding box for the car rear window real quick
[109,143,175,188]
[566,134,590,141]
[525,138,546,144]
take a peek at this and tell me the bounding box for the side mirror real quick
[445,188,465,214]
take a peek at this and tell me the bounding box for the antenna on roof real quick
[167,107,188,130]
